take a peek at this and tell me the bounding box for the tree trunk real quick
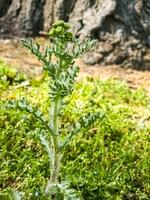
[0,0,150,69]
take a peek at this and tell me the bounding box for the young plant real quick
[7,20,103,199]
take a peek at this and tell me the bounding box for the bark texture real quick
[0,0,150,68]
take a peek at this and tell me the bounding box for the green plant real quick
[1,76,150,199]
[0,60,26,90]
[6,20,98,199]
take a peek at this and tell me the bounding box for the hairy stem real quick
[51,97,60,183]
[45,97,61,195]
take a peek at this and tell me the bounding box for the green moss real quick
[0,60,27,91]
[0,67,150,199]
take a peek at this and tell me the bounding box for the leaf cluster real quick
[22,20,96,100]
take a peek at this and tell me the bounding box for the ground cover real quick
[0,62,150,199]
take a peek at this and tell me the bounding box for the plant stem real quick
[45,97,61,195]
[51,97,60,183]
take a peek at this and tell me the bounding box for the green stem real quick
[45,97,61,195]
[45,58,63,196]
[51,97,60,183]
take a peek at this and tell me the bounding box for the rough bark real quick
[0,0,150,69]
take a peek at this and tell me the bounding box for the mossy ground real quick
[0,61,150,199]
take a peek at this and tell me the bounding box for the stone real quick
[83,52,103,65]
[97,42,113,54]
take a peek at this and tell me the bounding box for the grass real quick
[0,61,150,199]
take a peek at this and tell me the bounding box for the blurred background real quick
[1,0,150,90]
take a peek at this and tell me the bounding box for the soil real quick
[1,38,150,95]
